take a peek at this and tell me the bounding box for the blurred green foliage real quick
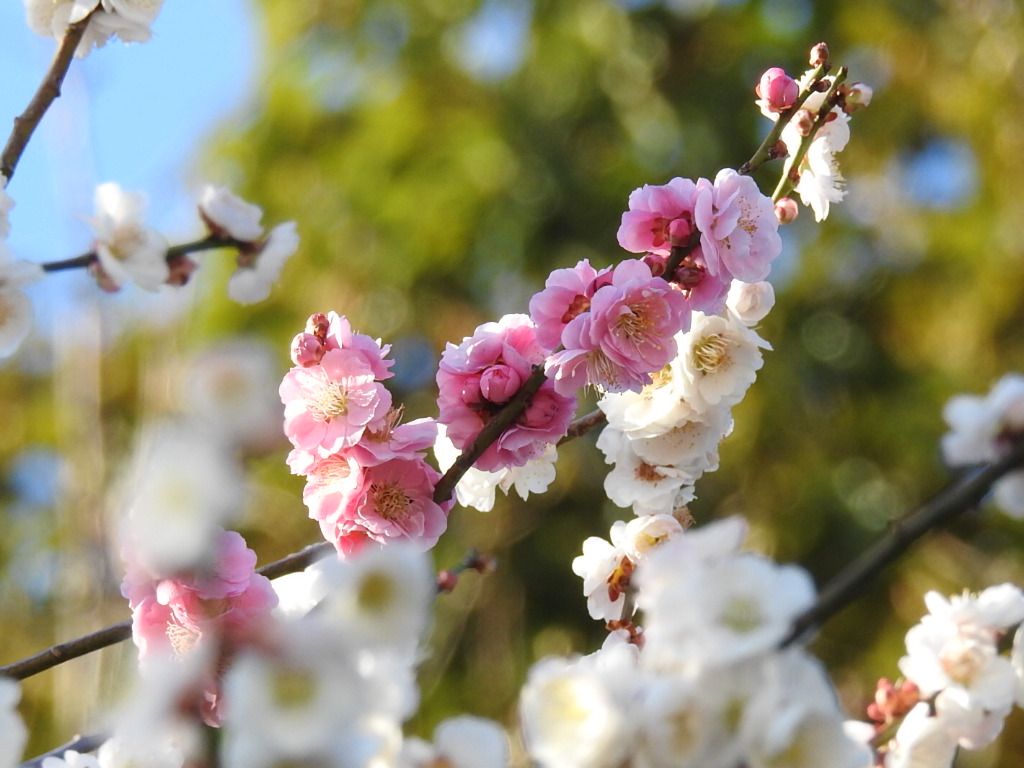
[4,0,1024,763]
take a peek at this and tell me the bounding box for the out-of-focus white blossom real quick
[116,422,245,574]
[227,221,298,304]
[199,186,264,243]
[41,751,100,768]
[941,374,1024,517]
[520,645,639,768]
[0,679,26,768]
[0,246,43,360]
[727,280,775,326]
[90,182,168,291]
[181,340,283,449]
[0,176,13,239]
[400,716,509,768]
[883,703,957,768]
[314,544,434,653]
[24,0,165,56]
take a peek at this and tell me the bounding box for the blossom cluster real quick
[32,546,510,768]
[525,518,872,768]
[25,0,166,57]
[851,584,1024,767]
[283,312,453,555]
[941,373,1024,516]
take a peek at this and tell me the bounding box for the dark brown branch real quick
[782,438,1024,647]
[21,734,108,768]
[41,235,238,273]
[0,541,337,681]
[432,365,547,504]
[561,408,607,444]
[1,11,97,182]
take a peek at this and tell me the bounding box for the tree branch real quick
[41,234,238,273]
[782,438,1024,647]
[1,11,97,182]
[0,540,336,681]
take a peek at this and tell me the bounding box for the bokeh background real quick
[2,0,1024,763]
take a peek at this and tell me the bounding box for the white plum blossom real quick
[572,515,684,622]
[883,703,958,768]
[314,543,434,653]
[727,280,776,326]
[598,425,696,516]
[627,404,732,482]
[941,374,1024,517]
[94,737,184,768]
[198,185,264,243]
[227,221,299,304]
[90,182,169,291]
[0,175,13,239]
[116,422,245,574]
[434,425,557,512]
[0,679,26,768]
[24,0,166,55]
[598,349,698,439]
[640,547,815,668]
[399,716,509,768]
[780,73,852,222]
[680,310,771,411]
[40,752,100,768]
[0,246,43,359]
[520,643,639,768]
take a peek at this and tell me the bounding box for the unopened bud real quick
[305,312,330,341]
[643,252,668,278]
[290,332,324,367]
[794,108,815,136]
[774,197,799,224]
[436,570,459,593]
[165,254,198,287]
[756,67,799,112]
[845,82,873,112]
[809,42,829,68]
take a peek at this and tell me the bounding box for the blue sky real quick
[0,1,258,279]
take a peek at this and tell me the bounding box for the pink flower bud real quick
[793,108,815,136]
[809,42,829,68]
[774,197,799,224]
[436,570,459,593]
[844,82,873,112]
[290,332,324,367]
[305,312,329,341]
[756,67,799,112]
[480,364,523,404]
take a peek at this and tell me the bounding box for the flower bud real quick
[727,280,776,326]
[305,312,329,341]
[809,42,829,68]
[793,108,815,136]
[774,197,799,224]
[844,82,873,112]
[290,332,324,367]
[165,254,197,287]
[756,67,799,112]
[480,364,522,404]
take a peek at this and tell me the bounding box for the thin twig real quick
[41,235,237,273]
[20,733,108,768]
[1,11,97,182]
[782,438,1024,646]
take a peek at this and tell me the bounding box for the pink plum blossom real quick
[545,260,690,395]
[755,67,799,113]
[318,457,452,553]
[694,169,782,283]
[437,314,576,472]
[617,177,699,256]
[280,348,392,456]
[122,529,277,661]
[528,259,610,351]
